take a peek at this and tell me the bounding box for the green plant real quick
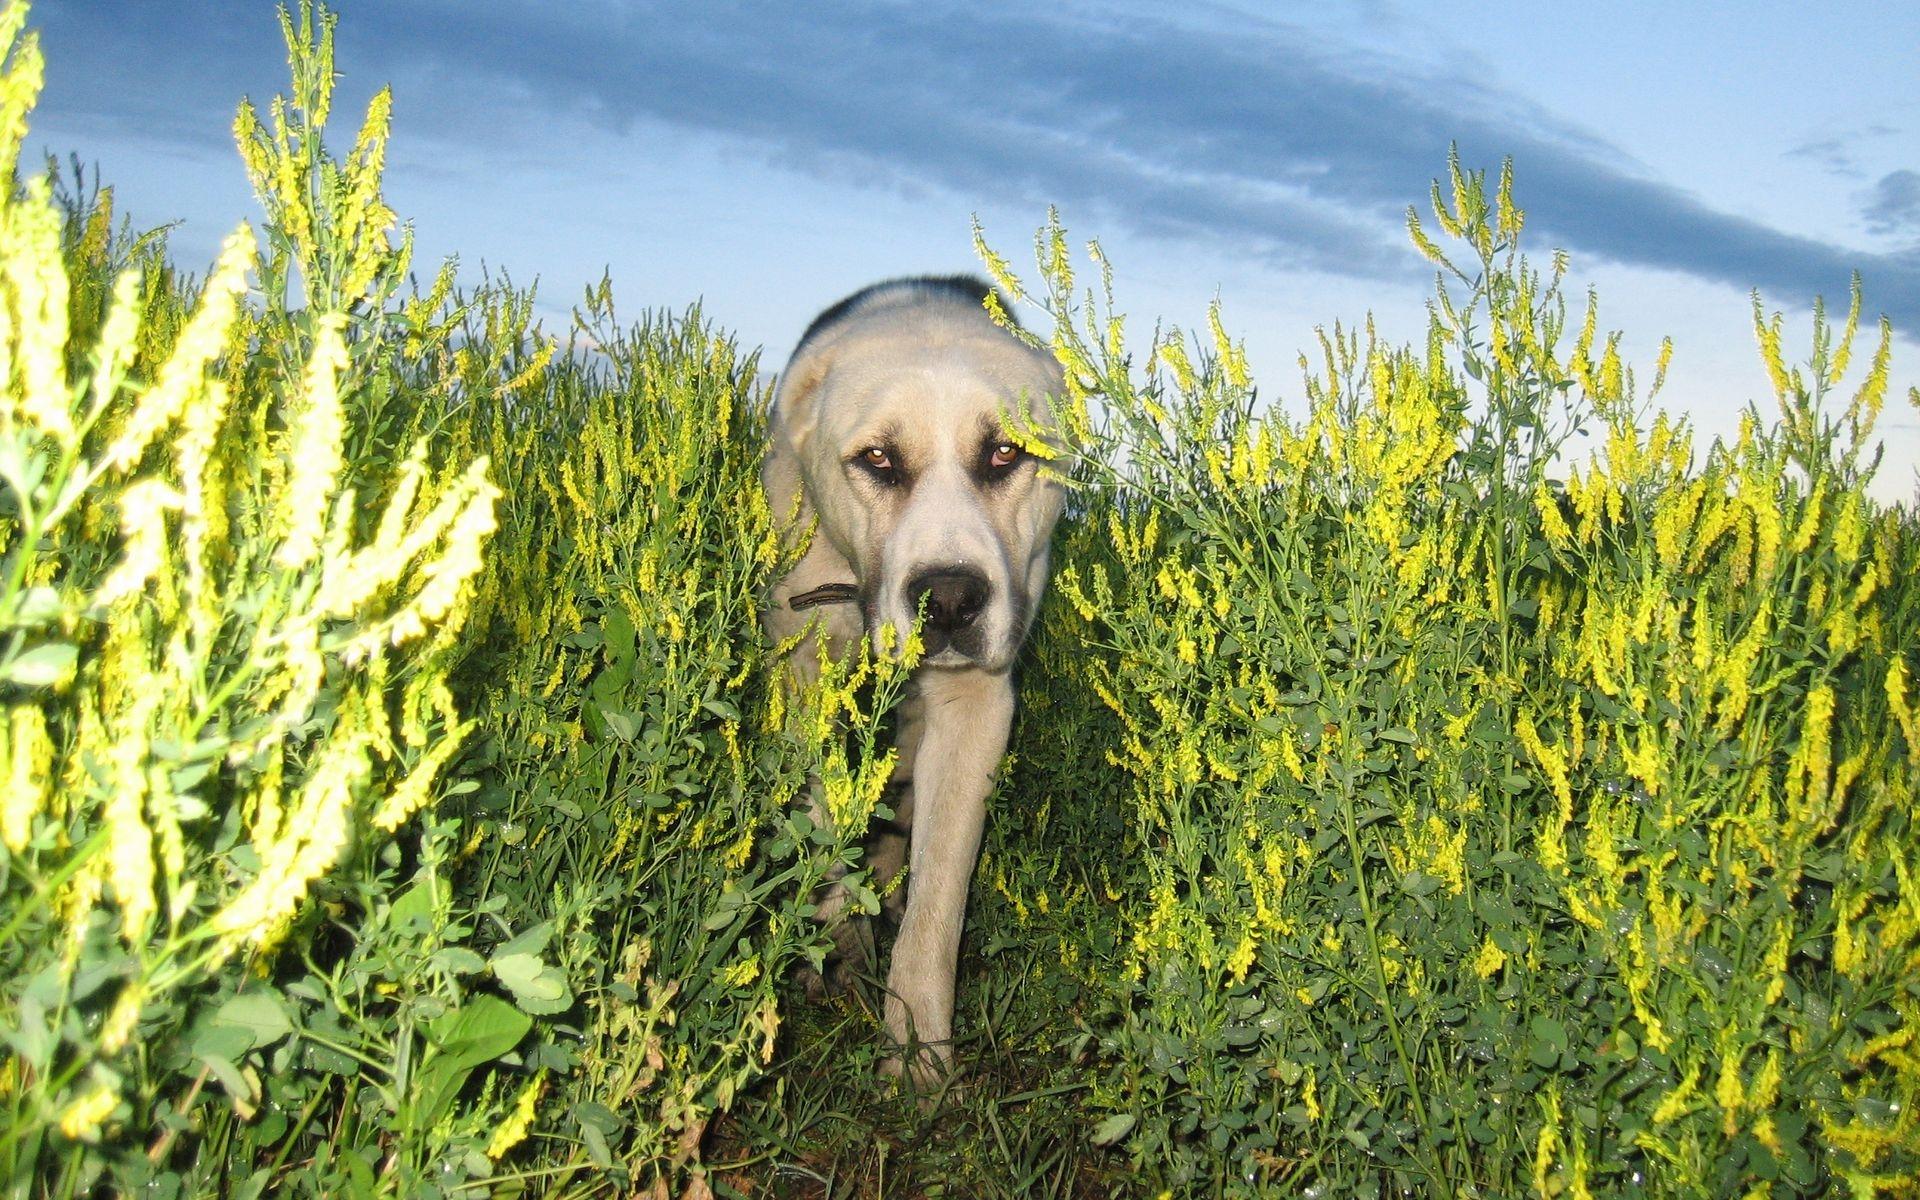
[0,1,520,1193]
[442,282,911,1196]
[975,159,1919,1196]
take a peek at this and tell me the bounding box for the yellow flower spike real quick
[0,1,44,174]
[1533,1085,1563,1199]
[1406,209,1449,267]
[103,690,159,945]
[369,719,474,832]
[1850,318,1892,428]
[2,184,73,445]
[1534,483,1573,549]
[381,468,501,649]
[1786,488,1824,555]
[56,1080,118,1143]
[211,710,375,954]
[276,312,350,568]
[91,480,182,608]
[95,980,145,1057]
[85,267,145,418]
[1888,657,1919,753]
[1,704,52,852]
[103,227,255,470]
[1716,1037,1748,1136]
[1224,932,1256,984]
[1831,491,1864,565]
[486,1072,547,1161]
[1472,934,1507,980]
[1751,297,1792,400]
[1651,1058,1702,1125]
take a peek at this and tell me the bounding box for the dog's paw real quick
[877,1043,957,1105]
[797,915,873,1000]
[796,955,862,1002]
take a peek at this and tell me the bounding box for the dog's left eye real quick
[988,443,1021,469]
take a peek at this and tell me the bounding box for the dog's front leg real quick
[882,666,1012,1085]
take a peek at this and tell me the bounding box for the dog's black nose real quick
[907,567,990,644]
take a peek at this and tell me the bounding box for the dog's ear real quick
[772,348,831,457]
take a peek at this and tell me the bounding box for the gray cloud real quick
[1787,137,1861,178]
[1787,124,1899,179]
[1863,170,1920,239]
[34,0,1920,331]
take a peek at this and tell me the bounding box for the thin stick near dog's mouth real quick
[787,582,861,611]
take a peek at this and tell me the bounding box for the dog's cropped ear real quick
[772,347,832,457]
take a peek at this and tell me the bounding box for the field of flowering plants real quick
[2,5,1915,1197]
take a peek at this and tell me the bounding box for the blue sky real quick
[28,1,1920,497]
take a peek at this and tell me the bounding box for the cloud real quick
[1787,137,1861,178]
[34,0,1920,331]
[1786,124,1899,179]
[1862,170,1920,239]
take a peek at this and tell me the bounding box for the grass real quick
[710,928,1116,1199]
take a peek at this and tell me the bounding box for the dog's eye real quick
[988,443,1021,469]
[855,446,901,482]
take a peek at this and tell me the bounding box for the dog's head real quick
[770,278,1066,671]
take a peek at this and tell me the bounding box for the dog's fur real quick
[762,276,1065,1083]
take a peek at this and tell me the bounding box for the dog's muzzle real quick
[906,565,991,658]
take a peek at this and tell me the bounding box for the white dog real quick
[762,276,1065,1083]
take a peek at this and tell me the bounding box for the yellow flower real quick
[1224,932,1256,984]
[97,982,145,1055]
[102,227,255,469]
[1716,1036,1747,1135]
[1472,934,1507,980]
[57,1081,118,1142]
[92,480,182,607]
[277,313,350,568]
[1,704,52,852]
[104,694,158,945]
[370,720,473,833]
[1651,1058,1701,1125]
[486,1072,547,1160]
[1887,657,1918,753]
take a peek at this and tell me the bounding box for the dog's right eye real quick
[854,446,901,483]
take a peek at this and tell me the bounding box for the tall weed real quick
[986,159,1918,1195]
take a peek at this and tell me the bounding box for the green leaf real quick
[304,1041,358,1075]
[600,708,637,742]
[200,1053,258,1114]
[13,586,61,628]
[388,876,447,931]
[602,607,636,668]
[493,920,554,959]
[415,997,534,1130]
[3,642,76,687]
[426,995,533,1073]
[432,947,488,975]
[1089,1113,1136,1146]
[580,1118,613,1168]
[213,992,293,1049]
[491,952,573,1015]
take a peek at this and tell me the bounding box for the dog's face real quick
[773,304,1065,672]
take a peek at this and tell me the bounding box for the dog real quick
[761,275,1065,1084]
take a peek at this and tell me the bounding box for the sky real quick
[26,1,1920,499]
